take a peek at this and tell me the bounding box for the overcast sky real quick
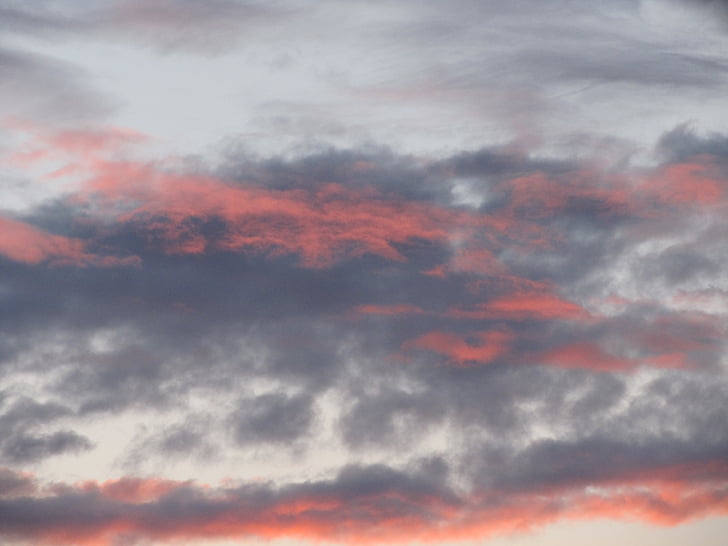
[1,1,727,545]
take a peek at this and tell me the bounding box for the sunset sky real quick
[1,1,727,545]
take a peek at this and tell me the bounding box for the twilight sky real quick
[1,1,727,545]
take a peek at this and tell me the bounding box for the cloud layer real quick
[1,120,727,544]
[1,1,727,545]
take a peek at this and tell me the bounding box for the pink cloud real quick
[449,292,591,321]
[402,330,513,366]
[1,462,726,546]
[0,215,138,267]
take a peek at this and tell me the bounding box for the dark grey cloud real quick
[657,124,728,164]
[230,392,316,446]
[1,430,91,465]
[639,243,720,285]
[481,430,728,492]
[0,398,92,463]
[0,467,35,497]
[339,384,447,449]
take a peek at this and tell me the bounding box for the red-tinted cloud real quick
[532,341,635,372]
[631,313,722,354]
[2,462,727,546]
[7,122,728,276]
[0,216,86,265]
[641,161,725,207]
[78,477,187,503]
[355,304,427,316]
[449,292,591,321]
[425,246,508,278]
[6,122,466,267]
[0,215,137,267]
[127,177,454,267]
[5,118,147,169]
[501,171,632,220]
[402,330,513,366]
[524,313,718,371]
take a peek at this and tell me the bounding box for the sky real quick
[0,1,727,545]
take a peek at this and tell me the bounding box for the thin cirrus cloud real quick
[1,2,727,546]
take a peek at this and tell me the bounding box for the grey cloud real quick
[1,430,92,464]
[0,132,725,524]
[671,0,728,26]
[339,386,447,449]
[461,369,728,490]
[155,421,212,456]
[0,398,92,463]
[230,392,316,445]
[0,3,84,36]
[657,124,728,163]
[0,46,114,122]
[638,243,720,285]
[331,0,727,135]
[0,451,724,545]
[509,47,728,88]
[0,1,726,541]
[108,0,293,54]
[483,432,728,492]
[0,398,73,429]
[0,462,461,544]
[0,467,35,497]
[120,417,217,471]
[0,0,297,55]
[628,371,728,439]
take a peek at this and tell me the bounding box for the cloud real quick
[0,215,138,267]
[230,392,316,445]
[0,1,297,55]
[1,1,727,543]
[1,459,727,545]
[0,399,92,464]
[447,292,591,321]
[0,122,726,543]
[0,47,114,123]
[657,124,728,164]
[402,330,513,367]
